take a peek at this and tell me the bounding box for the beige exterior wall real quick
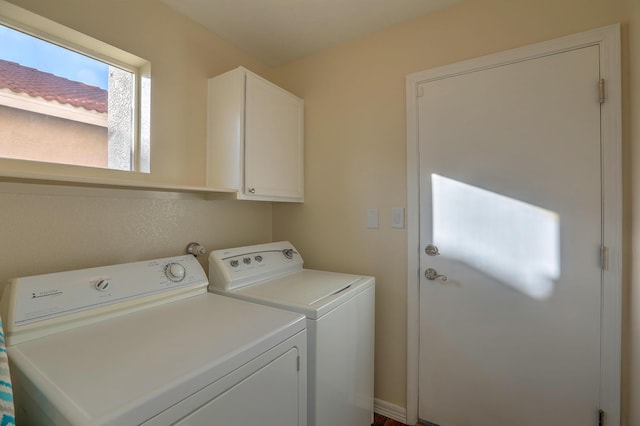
[0,105,108,168]
[270,0,640,422]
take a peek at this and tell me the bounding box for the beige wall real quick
[627,0,640,423]
[271,0,639,422]
[2,0,640,424]
[0,2,274,304]
[0,189,272,283]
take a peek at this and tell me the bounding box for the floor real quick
[373,413,429,426]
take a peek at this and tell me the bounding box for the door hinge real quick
[417,85,424,98]
[599,408,605,426]
[599,78,606,104]
[600,245,609,271]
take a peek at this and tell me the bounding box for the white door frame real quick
[406,24,622,425]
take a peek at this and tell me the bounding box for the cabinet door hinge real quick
[599,78,606,104]
[417,85,424,98]
[599,409,605,426]
[600,245,609,271]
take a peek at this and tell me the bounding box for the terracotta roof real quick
[0,59,107,113]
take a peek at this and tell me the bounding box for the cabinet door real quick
[244,74,304,201]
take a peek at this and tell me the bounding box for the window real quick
[0,2,150,173]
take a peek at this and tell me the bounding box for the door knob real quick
[425,244,440,256]
[425,268,447,282]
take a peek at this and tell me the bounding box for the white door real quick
[417,45,604,425]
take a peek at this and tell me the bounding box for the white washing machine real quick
[0,254,307,426]
[208,241,375,426]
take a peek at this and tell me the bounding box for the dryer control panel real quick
[209,241,303,291]
[1,255,208,345]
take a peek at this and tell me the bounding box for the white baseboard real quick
[374,398,407,424]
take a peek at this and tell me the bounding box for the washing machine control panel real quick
[3,255,208,344]
[209,241,304,291]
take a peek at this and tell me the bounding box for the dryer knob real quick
[165,263,186,282]
[282,249,294,259]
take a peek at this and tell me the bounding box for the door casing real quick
[405,24,622,426]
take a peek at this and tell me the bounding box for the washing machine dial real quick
[165,262,186,282]
[95,279,111,291]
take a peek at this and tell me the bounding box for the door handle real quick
[425,268,447,282]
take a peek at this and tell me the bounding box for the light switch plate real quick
[367,208,379,229]
[392,207,405,229]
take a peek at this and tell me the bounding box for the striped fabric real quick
[0,319,15,426]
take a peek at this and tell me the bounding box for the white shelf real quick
[0,170,237,199]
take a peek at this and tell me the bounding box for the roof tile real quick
[0,59,107,113]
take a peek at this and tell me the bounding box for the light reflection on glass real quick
[432,174,560,299]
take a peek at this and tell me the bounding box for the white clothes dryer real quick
[209,241,375,426]
[1,255,307,426]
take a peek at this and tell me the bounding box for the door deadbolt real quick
[425,244,440,256]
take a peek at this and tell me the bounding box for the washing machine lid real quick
[8,293,305,426]
[229,269,375,319]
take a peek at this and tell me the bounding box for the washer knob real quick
[95,279,111,292]
[165,263,186,282]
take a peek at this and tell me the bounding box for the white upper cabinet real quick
[207,67,304,202]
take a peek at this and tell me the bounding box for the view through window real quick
[0,22,150,172]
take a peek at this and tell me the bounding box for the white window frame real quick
[0,0,151,173]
